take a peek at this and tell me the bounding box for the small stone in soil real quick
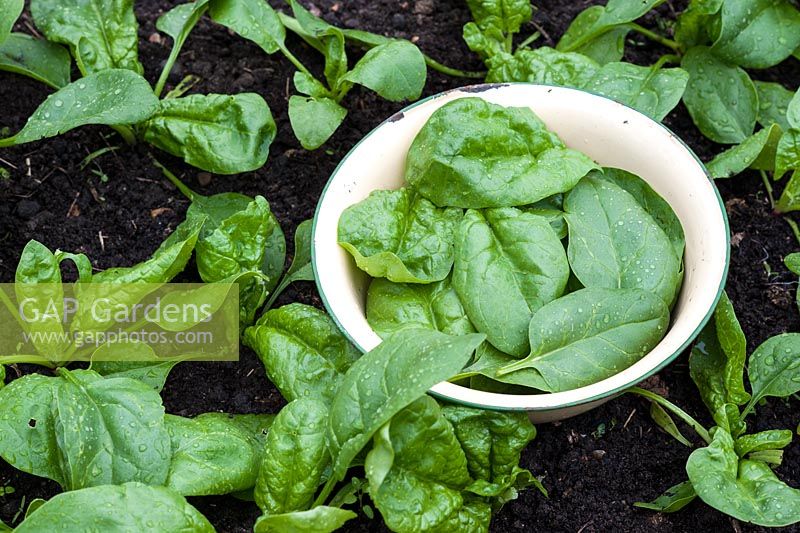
[16,199,40,218]
[197,172,212,186]
[236,72,255,89]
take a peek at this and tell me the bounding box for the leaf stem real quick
[517,31,541,50]
[785,218,800,247]
[628,23,681,53]
[628,386,711,444]
[0,355,56,368]
[424,56,487,79]
[151,157,198,201]
[760,170,776,208]
[111,125,137,146]
[278,43,316,80]
[312,476,338,508]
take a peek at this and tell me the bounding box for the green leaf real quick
[674,0,723,49]
[465,0,532,34]
[0,370,171,490]
[755,81,794,131]
[342,40,425,101]
[634,480,697,513]
[455,342,550,391]
[243,303,361,406]
[453,208,569,356]
[681,46,758,144]
[90,359,179,391]
[14,482,214,532]
[734,429,793,457]
[287,0,347,89]
[776,170,800,213]
[0,0,23,43]
[0,69,158,147]
[338,187,462,284]
[288,95,347,150]
[209,0,285,54]
[564,174,682,306]
[366,277,475,338]
[747,333,800,407]
[0,33,71,89]
[596,167,685,262]
[775,128,800,180]
[254,507,356,533]
[484,46,600,85]
[555,6,628,63]
[557,0,665,52]
[264,219,314,310]
[788,89,800,129]
[328,329,485,481]
[155,0,210,96]
[785,252,800,314]
[687,428,800,527]
[366,396,473,532]
[405,97,599,208]
[582,62,689,122]
[255,399,330,514]
[710,0,800,69]
[649,402,692,446]
[463,22,506,61]
[143,93,276,174]
[707,124,783,178]
[30,0,142,75]
[165,413,261,496]
[496,288,670,392]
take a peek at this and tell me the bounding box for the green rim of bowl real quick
[311,82,731,413]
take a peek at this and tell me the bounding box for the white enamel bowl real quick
[311,83,730,423]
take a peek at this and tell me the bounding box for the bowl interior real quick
[312,83,729,411]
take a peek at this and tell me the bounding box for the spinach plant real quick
[0,0,276,175]
[630,293,800,526]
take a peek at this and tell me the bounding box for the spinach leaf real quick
[0,69,158,147]
[681,46,758,144]
[484,46,600,86]
[165,413,260,496]
[143,93,276,175]
[253,507,356,533]
[674,0,723,49]
[596,167,685,262]
[255,399,330,514]
[328,329,484,482]
[0,0,22,43]
[564,174,681,305]
[288,95,347,150]
[338,188,462,283]
[264,219,314,310]
[582,62,689,122]
[154,0,210,97]
[209,0,285,55]
[556,6,628,64]
[455,342,550,391]
[755,81,794,131]
[405,97,598,208]
[14,482,214,532]
[686,428,800,526]
[341,40,426,102]
[746,333,800,410]
[497,288,669,392]
[710,0,800,69]
[650,401,692,446]
[788,89,800,128]
[453,208,569,356]
[442,405,536,502]
[689,291,751,420]
[30,0,142,75]
[734,430,793,457]
[634,480,697,513]
[0,369,171,490]
[707,125,783,178]
[785,252,800,314]
[775,129,800,180]
[0,33,71,89]
[365,396,473,532]
[243,303,361,406]
[463,23,506,61]
[90,359,179,391]
[465,0,532,36]
[286,0,346,90]
[557,0,666,53]
[366,277,475,338]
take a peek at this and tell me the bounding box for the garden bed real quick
[1,0,799,531]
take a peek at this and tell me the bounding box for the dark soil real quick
[1,1,800,532]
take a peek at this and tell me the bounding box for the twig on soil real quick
[0,156,18,170]
[98,231,107,252]
[529,19,552,44]
[623,408,636,429]
[577,519,594,533]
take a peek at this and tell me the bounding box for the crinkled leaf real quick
[681,46,757,144]
[497,288,669,392]
[366,396,472,533]
[165,413,260,496]
[0,69,158,147]
[0,33,71,89]
[634,480,697,513]
[465,0,532,34]
[582,62,689,122]
[338,187,462,283]
[30,0,142,74]
[708,124,783,178]
[328,329,485,481]
[367,277,475,338]
[453,208,569,356]
[288,95,347,150]
[405,97,599,208]
[253,507,356,533]
[775,128,800,180]
[711,0,800,69]
[255,399,330,514]
[564,174,682,305]
[748,333,800,407]
[143,93,275,174]
[342,40,425,101]
[755,81,794,131]
[485,47,599,85]
[463,22,506,61]
[687,428,800,527]
[734,430,793,457]
[209,0,285,54]
[243,303,360,406]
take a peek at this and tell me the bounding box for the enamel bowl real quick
[311,83,730,423]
